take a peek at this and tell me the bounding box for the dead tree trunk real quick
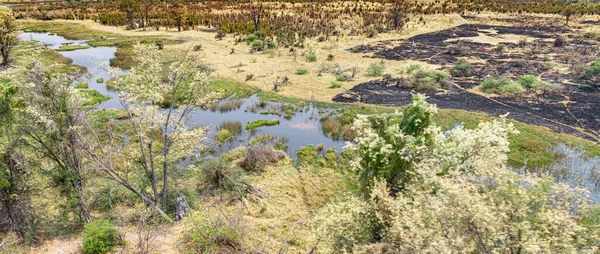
[174,193,191,221]
[251,4,263,32]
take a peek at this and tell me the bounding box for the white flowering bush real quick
[351,93,437,195]
[312,95,600,253]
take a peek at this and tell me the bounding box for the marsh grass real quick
[55,44,90,52]
[246,120,280,130]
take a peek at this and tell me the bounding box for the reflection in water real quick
[20,32,347,159]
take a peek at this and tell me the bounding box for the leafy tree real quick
[0,6,19,67]
[80,44,217,220]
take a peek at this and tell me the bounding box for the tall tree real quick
[250,4,263,32]
[0,77,34,240]
[80,44,217,220]
[120,0,139,29]
[0,6,19,68]
[389,0,410,31]
[19,61,91,224]
[169,2,187,32]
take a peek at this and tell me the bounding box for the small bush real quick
[573,63,591,78]
[406,64,421,74]
[96,78,104,83]
[366,62,386,77]
[327,54,335,61]
[479,77,511,93]
[554,36,567,47]
[83,220,120,254]
[336,73,351,82]
[411,69,451,91]
[194,44,202,51]
[251,40,264,52]
[538,82,564,97]
[215,130,236,143]
[239,145,286,171]
[451,58,473,77]
[499,81,526,96]
[247,34,259,43]
[517,75,541,90]
[182,213,243,253]
[155,41,163,50]
[245,74,254,81]
[544,61,554,69]
[496,43,506,52]
[305,51,317,62]
[198,159,244,193]
[330,81,342,88]
[296,67,309,75]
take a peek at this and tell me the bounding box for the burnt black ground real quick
[334,80,600,139]
[339,23,600,140]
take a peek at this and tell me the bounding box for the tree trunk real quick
[174,193,191,221]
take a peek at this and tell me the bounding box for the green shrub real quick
[330,81,342,88]
[305,51,317,62]
[544,61,554,69]
[247,34,259,43]
[406,64,421,74]
[182,213,243,253]
[411,69,451,91]
[296,145,319,167]
[366,62,386,77]
[479,77,514,93]
[215,130,236,143]
[517,75,541,90]
[296,67,309,75]
[96,77,104,83]
[193,44,202,51]
[82,220,120,254]
[336,73,351,82]
[327,54,335,61]
[251,40,264,52]
[451,58,473,77]
[496,43,506,52]
[198,159,245,193]
[586,58,600,77]
[538,82,564,97]
[499,81,526,95]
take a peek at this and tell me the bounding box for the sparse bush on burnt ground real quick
[411,69,452,92]
[451,58,473,77]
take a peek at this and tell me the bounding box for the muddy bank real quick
[334,79,600,139]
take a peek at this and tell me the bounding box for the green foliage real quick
[245,119,280,130]
[220,121,242,136]
[296,67,309,75]
[55,44,90,52]
[329,81,342,89]
[305,51,317,62]
[182,213,243,253]
[451,58,473,77]
[353,94,437,195]
[517,75,541,90]
[335,73,351,82]
[544,61,554,69]
[406,64,421,74]
[215,130,236,143]
[76,89,111,109]
[251,39,264,52]
[82,220,120,254]
[96,78,104,83]
[582,58,600,78]
[327,54,335,61]
[411,69,451,91]
[197,159,245,194]
[74,82,89,89]
[499,81,526,95]
[479,77,515,93]
[366,62,386,77]
[297,145,319,167]
[247,34,259,43]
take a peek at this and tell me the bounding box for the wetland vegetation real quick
[2,1,600,253]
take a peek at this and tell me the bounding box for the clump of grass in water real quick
[549,143,600,203]
[74,82,89,89]
[320,116,357,140]
[76,89,111,109]
[211,98,243,112]
[246,119,280,130]
[55,44,90,52]
[215,121,242,143]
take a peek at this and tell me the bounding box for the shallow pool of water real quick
[21,32,347,158]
